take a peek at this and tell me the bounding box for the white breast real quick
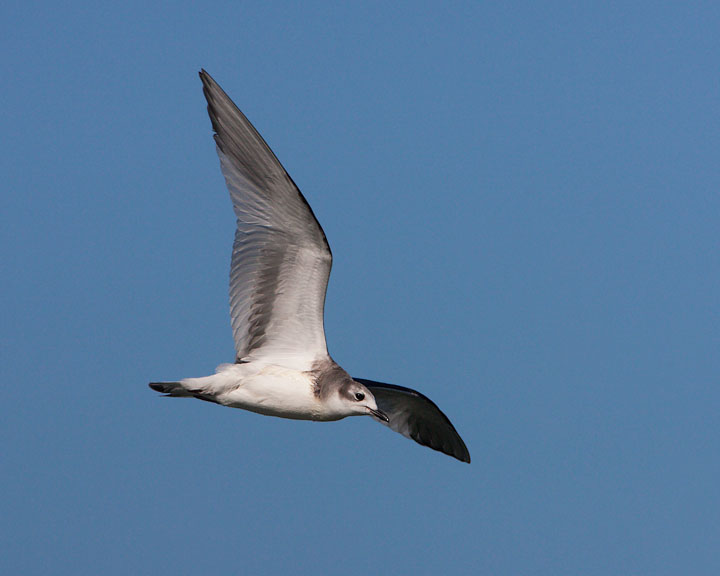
[218,364,324,420]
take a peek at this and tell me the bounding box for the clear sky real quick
[2,2,719,574]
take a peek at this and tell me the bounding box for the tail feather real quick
[149,381,220,404]
[149,381,193,397]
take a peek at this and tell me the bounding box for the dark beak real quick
[368,407,389,422]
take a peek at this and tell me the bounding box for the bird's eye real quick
[355,392,365,401]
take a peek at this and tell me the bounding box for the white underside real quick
[178,362,346,421]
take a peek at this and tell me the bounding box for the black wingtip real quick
[452,436,471,463]
[447,441,471,463]
[355,377,471,464]
[420,430,471,463]
[149,382,167,393]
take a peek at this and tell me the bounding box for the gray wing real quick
[354,378,471,463]
[200,70,332,370]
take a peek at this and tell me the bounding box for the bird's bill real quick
[368,407,389,422]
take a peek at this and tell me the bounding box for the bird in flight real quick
[150,70,470,463]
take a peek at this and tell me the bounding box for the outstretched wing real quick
[354,378,471,463]
[200,70,332,370]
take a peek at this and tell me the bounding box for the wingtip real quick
[441,438,471,463]
[455,439,471,464]
[199,68,213,89]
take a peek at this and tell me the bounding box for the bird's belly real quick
[218,366,326,421]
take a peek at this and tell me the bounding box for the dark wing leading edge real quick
[354,378,471,463]
[200,70,332,370]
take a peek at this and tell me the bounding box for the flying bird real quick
[150,70,470,463]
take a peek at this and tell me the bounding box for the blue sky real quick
[2,2,719,574]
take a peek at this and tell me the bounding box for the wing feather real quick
[200,70,332,370]
[354,378,471,463]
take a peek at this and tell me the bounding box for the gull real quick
[150,70,470,463]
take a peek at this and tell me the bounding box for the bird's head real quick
[342,380,389,421]
[324,379,388,422]
[313,360,389,422]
